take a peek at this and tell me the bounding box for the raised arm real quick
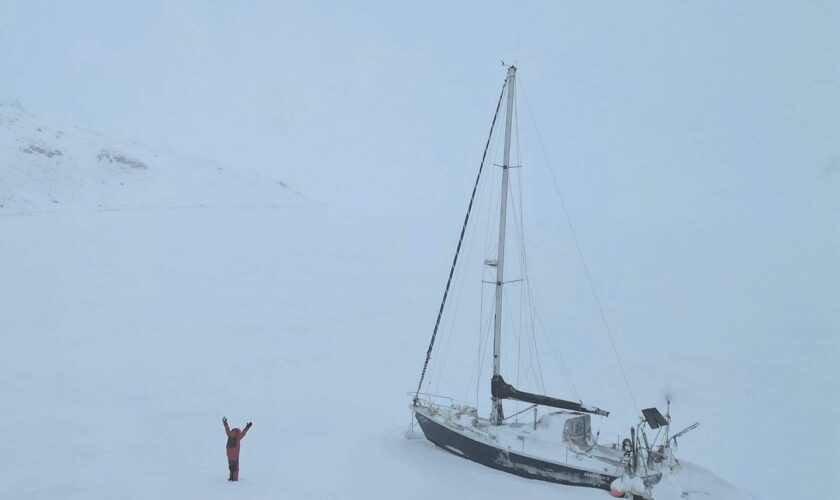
[240,422,252,439]
[223,417,231,436]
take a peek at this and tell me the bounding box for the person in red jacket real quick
[222,417,252,481]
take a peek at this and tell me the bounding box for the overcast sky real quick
[2,1,836,207]
[2,0,838,382]
[3,0,837,367]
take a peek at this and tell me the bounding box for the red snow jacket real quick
[224,421,251,460]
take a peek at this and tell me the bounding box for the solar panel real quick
[642,407,669,429]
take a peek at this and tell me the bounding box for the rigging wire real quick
[413,80,508,404]
[459,122,505,404]
[474,116,505,407]
[511,86,584,400]
[512,92,548,397]
[526,285,582,401]
[509,180,548,396]
[470,269,486,406]
[432,169,487,394]
[519,79,640,415]
[511,134,581,400]
[433,135,504,397]
[462,103,509,404]
[470,96,510,409]
[475,299,495,409]
[485,120,504,258]
[514,96,524,413]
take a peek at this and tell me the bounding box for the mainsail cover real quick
[491,375,609,417]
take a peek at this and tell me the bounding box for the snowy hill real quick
[0,101,299,212]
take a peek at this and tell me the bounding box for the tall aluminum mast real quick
[490,65,516,425]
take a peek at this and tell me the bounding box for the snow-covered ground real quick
[1,206,753,500]
[0,102,836,500]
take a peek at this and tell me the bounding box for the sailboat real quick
[410,66,697,499]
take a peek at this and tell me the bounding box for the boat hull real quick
[414,410,616,491]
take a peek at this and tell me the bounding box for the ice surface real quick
[0,198,798,500]
[0,82,836,499]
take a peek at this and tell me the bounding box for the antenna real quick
[515,33,522,66]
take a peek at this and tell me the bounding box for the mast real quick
[490,65,516,425]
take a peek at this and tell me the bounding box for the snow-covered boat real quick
[410,66,697,499]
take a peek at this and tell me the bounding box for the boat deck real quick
[417,404,629,478]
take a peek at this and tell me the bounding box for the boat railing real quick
[503,404,538,422]
[408,391,456,408]
[598,430,625,448]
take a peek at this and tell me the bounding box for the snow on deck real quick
[418,404,627,477]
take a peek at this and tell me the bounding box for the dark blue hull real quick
[414,410,617,491]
